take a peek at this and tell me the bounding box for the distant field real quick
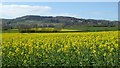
[61,29,79,31]
[2,31,119,66]
[2,26,118,33]
[65,26,118,32]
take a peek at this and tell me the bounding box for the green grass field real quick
[2,26,118,33]
[65,26,118,31]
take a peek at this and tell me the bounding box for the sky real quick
[2,0,120,2]
[0,2,118,21]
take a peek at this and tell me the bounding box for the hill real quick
[1,15,119,32]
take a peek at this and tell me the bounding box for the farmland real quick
[1,31,119,66]
[2,26,118,33]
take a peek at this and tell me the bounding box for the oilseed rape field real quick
[1,31,119,66]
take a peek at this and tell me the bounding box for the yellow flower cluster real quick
[2,31,119,66]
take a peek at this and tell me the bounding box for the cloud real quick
[42,13,79,18]
[0,4,79,19]
[0,4,52,18]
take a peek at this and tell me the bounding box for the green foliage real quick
[65,26,118,32]
[2,26,118,33]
